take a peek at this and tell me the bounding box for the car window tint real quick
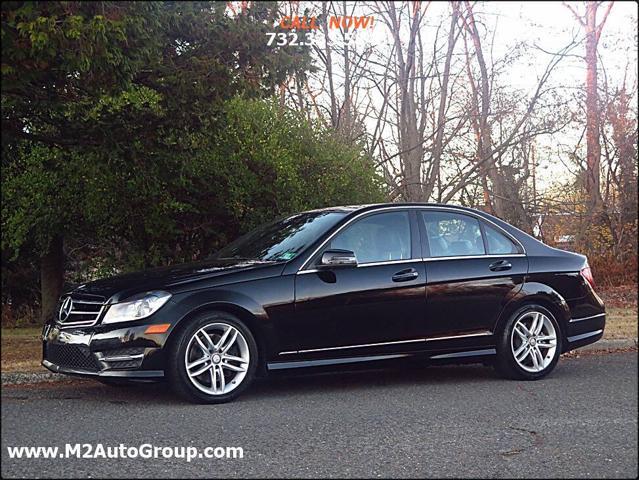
[422,211,485,257]
[484,224,519,254]
[327,212,411,264]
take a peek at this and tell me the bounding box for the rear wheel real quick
[495,305,561,380]
[166,312,257,404]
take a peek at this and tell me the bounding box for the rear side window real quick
[422,212,485,257]
[484,224,519,254]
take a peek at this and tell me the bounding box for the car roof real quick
[311,203,486,215]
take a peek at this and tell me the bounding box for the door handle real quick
[392,268,419,282]
[489,260,512,272]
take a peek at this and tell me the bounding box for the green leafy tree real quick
[1,2,385,323]
[1,1,311,321]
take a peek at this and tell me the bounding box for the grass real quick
[1,327,43,373]
[1,307,636,374]
[604,308,638,340]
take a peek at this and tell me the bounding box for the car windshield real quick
[212,211,347,262]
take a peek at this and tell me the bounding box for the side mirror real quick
[319,249,358,268]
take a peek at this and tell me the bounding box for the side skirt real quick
[266,348,497,371]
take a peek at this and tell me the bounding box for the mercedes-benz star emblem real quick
[58,297,73,322]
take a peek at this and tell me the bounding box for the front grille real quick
[57,293,106,328]
[45,344,101,372]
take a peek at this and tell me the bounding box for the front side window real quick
[325,211,411,264]
[422,211,485,257]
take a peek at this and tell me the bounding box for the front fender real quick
[174,289,268,322]
[166,280,294,363]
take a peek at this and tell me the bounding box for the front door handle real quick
[489,260,512,272]
[392,268,419,282]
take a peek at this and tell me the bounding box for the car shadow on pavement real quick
[2,361,557,405]
[244,362,503,400]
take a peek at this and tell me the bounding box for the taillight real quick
[581,266,596,289]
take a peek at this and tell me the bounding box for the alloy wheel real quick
[184,322,250,395]
[510,311,558,373]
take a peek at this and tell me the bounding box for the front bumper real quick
[41,321,169,380]
[42,359,163,379]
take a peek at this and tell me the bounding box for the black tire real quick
[166,311,258,404]
[494,304,562,380]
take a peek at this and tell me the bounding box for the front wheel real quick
[495,305,562,380]
[167,312,258,404]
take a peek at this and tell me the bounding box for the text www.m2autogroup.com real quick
[6,444,244,462]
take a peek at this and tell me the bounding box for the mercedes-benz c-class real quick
[42,204,605,403]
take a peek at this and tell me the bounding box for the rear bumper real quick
[564,312,606,352]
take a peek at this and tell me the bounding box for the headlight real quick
[102,291,172,324]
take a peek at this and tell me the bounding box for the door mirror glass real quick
[319,249,358,267]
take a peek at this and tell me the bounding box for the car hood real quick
[72,258,282,303]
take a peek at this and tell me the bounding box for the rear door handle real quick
[489,260,512,272]
[392,268,419,282]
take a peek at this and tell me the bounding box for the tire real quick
[166,311,258,404]
[495,304,562,380]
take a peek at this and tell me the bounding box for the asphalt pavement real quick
[2,352,637,478]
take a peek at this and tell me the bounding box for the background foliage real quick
[1,1,384,324]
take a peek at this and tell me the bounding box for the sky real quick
[291,1,638,192]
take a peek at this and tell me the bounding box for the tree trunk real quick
[584,2,602,212]
[387,1,424,201]
[322,1,338,128]
[424,6,458,200]
[463,1,506,216]
[40,236,64,323]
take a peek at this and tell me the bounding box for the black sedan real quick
[42,204,605,403]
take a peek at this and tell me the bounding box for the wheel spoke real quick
[221,361,247,372]
[514,342,528,358]
[189,361,212,378]
[534,314,545,335]
[514,326,528,342]
[536,334,556,348]
[534,346,545,368]
[220,330,238,354]
[529,313,539,336]
[194,335,210,355]
[222,353,244,363]
[530,346,540,370]
[516,345,530,362]
[199,331,216,351]
[187,355,209,370]
[214,326,232,350]
[217,365,225,391]
[210,367,217,393]
[518,323,531,336]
